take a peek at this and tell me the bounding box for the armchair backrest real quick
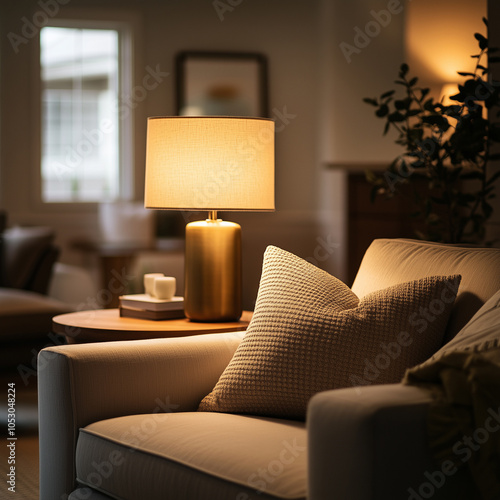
[0,226,59,294]
[351,238,500,343]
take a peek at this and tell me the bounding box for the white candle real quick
[154,276,176,300]
[144,273,164,296]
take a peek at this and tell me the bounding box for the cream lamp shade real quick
[144,116,275,211]
[144,115,275,322]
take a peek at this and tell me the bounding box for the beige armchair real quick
[0,226,71,374]
[38,239,500,500]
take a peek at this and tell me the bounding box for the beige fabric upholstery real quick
[0,288,69,340]
[38,239,500,500]
[412,288,500,370]
[351,238,500,342]
[38,332,244,500]
[200,246,459,420]
[307,384,474,500]
[77,413,307,499]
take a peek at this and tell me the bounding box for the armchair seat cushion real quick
[76,412,307,500]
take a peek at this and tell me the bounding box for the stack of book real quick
[119,294,185,320]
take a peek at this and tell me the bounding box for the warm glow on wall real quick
[406,0,486,84]
[440,83,459,106]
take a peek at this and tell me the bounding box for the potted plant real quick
[364,18,500,244]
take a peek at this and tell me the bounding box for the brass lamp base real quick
[184,213,242,322]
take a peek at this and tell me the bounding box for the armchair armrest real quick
[307,383,472,500]
[38,331,243,500]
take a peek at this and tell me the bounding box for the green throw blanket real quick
[404,348,500,500]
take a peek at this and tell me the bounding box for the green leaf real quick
[458,79,492,102]
[363,97,378,106]
[486,170,500,185]
[407,127,424,142]
[475,33,488,50]
[443,104,462,116]
[375,104,389,117]
[423,98,436,111]
[421,88,430,98]
[422,115,449,130]
[395,97,411,110]
[367,43,498,244]
[388,111,405,122]
[365,170,379,183]
[380,90,395,99]
[410,158,426,170]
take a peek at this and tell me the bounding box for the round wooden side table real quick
[52,309,252,344]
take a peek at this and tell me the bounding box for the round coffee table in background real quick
[52,309,252,344]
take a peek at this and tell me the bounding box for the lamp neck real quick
[208,210,218,221]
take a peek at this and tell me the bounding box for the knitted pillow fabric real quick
[198,246,461,420]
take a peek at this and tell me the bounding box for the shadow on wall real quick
[235,211,340,311]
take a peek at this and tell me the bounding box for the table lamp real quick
[144,116,275,322]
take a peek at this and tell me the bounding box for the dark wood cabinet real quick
[347,173,424,285]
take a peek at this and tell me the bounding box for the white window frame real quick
[37,16,134,208]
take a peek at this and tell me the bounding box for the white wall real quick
[0,0,329,308]
[0,0,494,310]
[317,0,407,281]
[406,0,487,88]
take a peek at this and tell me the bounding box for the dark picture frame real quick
[176,51,268,117]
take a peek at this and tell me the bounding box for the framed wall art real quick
[176,51,268,117]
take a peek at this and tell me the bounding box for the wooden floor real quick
[0,372,39,500]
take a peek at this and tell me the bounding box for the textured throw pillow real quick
[198,246,461,420]
[407,288,500,373]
